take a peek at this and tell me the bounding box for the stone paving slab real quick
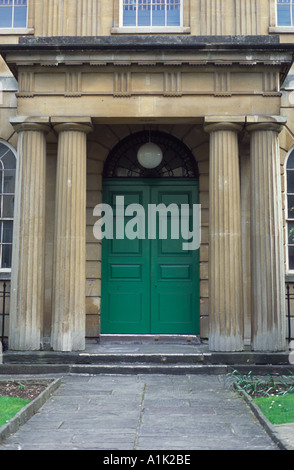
[0,374,279,451]
[273,423,294,450]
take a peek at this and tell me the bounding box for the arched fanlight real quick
[103,130,199,179]
[137,142,163,169]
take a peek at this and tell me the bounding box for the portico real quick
[1,36,292,352]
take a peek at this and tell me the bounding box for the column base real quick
[209,335,244,352]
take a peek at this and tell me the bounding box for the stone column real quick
[247,120,286,351]
[9,119,50,350]
[51,119,92,351]
[205,121,244,351]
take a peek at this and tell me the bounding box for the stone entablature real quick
[15,66,282,98]
[1,37,292,120]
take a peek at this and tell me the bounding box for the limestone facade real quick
[0,0,293,351]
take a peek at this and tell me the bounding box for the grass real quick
[228,369,294,425]
[0,396,30,427]
[253,393,294,425]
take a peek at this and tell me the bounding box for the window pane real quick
[123,9,136,25]
[138,1,151,26]
[287,169,294,192]
[0,7,12,28]
[1,151,16,170]
[288,195,294,218]
[13,5,27,27]
[288,221,294,244]
[167,0,180,26]
[123,0,136,26]
[3,221,13,244]
[2,195,14,218]
[0,143,9,159]
[152,2,165,26]
[277,0,292,26]
[287,150,294,169]
[278,6,291,26]
[1,221,13,269]
[3,170,15,194]
[289,246,294,270]
[1,245,12,269]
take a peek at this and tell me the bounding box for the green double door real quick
[101,179,199,335]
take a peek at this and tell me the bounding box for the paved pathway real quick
[0,374,278,450]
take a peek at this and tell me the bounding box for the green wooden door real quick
[101,179,199,335]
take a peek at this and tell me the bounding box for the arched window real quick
[0,142,16,271]
[286,148,294,271]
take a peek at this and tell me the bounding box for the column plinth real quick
[205,122,244,351]
[51,120,92,352]
[248,122,286,351]
[9,120,50,350]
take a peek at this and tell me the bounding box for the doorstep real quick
[0,336,293,375]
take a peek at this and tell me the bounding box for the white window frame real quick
[276,0,294,27]
[0,0,28,31]
[0,141,16,274]
[118,0,184,33]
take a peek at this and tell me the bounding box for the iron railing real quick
[0,282,10,352]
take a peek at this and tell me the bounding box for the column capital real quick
[51,117,93,134]
[246,115,287,134]
[204,122,243,134]
[204,117,244,134]
[10,116,51,134]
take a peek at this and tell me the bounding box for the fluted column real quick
[9,119,50,350]
[51,119,93,351]
[205,122,244,351]
[247,121,286,351]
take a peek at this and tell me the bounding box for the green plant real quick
[227,369,294,398]
[17,382,26,391]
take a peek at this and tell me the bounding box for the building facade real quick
[0,0,294,352]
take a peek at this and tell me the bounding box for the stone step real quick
[1,362,294,376]
[2,350,291,365]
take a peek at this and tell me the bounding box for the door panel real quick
[101,183,150,333]
[150,184,199,334]
[101,179,199,335]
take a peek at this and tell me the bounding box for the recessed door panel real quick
[157,292,193,324]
